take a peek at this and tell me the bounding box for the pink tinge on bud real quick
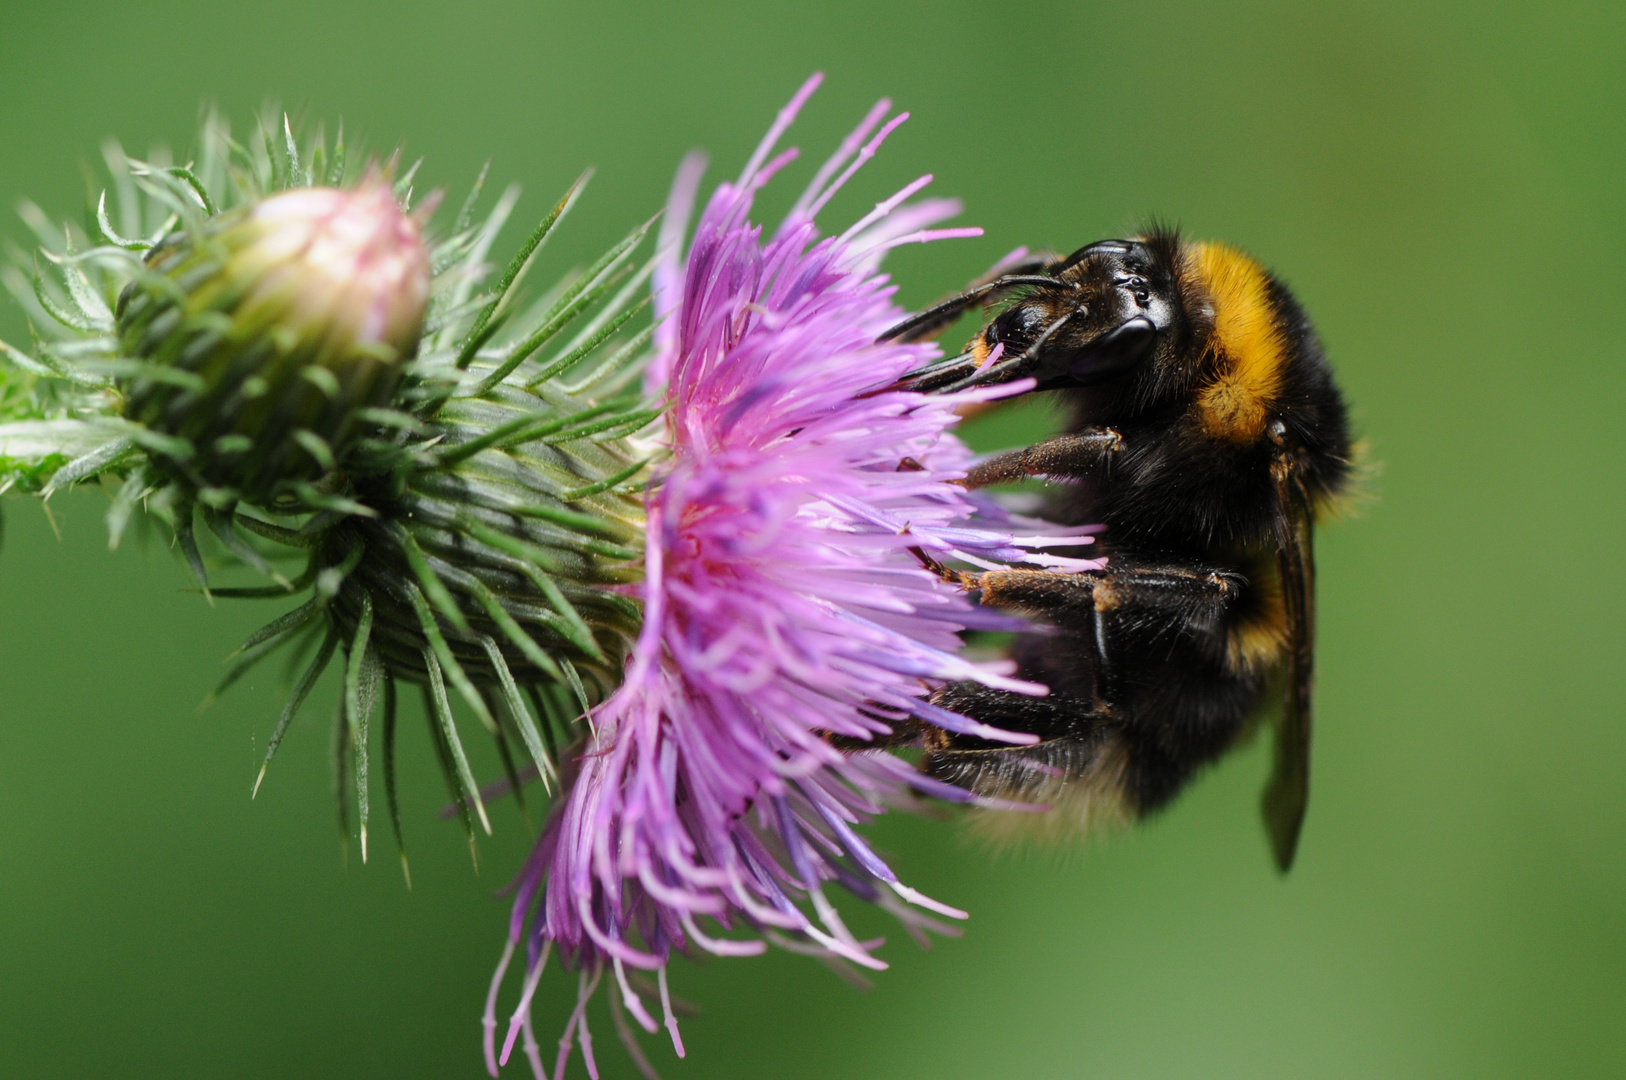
[241,182,431,358]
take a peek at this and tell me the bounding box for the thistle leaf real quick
[172,498,211,600]
[106,467,150,549]
[95,192,151,251]
[228,599,323,659]
[41,435,135,495]
[333,698,351,855]
[165,166,218,215]
[203,502,283,582]
[204,599,320,707]
[32,269,102,333]
[326,121,347,187]
[453,161,491,236]
[482,687,531,824]
[461,576,561,671]
[471,215,654,394]
[397,525,471,634]
[233,511,318,548]
[560,658,592,727]
[343,597,378,862]
[560,458,647,501]
[522,292,651,392]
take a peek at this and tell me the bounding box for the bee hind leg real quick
[922,682,1122,807]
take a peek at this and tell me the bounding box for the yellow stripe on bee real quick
[1191,242,1286,441]
[1227,571,1288,673]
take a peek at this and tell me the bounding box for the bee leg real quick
[932,682,1096,742]
[976,565,1244,630]
[963,428,1123,488]
[878,255,1067,344]
[975,564,1246,704]
[924,565,1247,806]
[922,682,1119,802]
[823,710,937,751]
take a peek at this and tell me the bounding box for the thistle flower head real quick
[489,75,1100,1077]
[214,164,661,872]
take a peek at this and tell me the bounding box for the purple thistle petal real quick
[489,78,1091,1078]
[785,96,893,227]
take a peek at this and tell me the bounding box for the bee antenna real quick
[877,275,1070,344]
[946,309,1076,391]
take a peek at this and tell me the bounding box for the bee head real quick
[964,238,1186,393]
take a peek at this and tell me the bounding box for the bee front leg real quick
[963,428,1122,488]
[879,254,1066,344]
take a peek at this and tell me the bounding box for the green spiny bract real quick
[0,356,109,496]
[213,166,660,869]
[0,111,420,538]
[2,115,660,869]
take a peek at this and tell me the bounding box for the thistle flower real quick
[116,180,429,509]
[487,75,1101,1078]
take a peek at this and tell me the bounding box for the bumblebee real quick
[887,230,1351,869]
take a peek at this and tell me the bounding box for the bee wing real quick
[1262,450,1316,872]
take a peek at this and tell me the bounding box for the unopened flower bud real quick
[212,167,662,871]
[116,181,429,508]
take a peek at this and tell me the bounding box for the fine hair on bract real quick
[486,74,1101,1079]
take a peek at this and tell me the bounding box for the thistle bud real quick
[116,182,429,508]
[212,170,662,868]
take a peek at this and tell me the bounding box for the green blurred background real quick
[2,1,1622,1076]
